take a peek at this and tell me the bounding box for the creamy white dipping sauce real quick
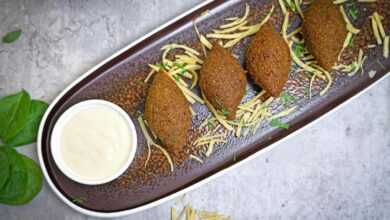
[59,105,132,182]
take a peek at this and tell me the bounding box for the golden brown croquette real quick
[302,0,347,71]
[144,71,191,151]
[246,22,291,97]
[200,43,247,120]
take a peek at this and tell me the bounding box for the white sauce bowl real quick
[51,100,137,185]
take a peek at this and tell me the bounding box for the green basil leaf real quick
[0,147,27,204]
[0,148,10,189]
[5,100,48,147]
[4,154,42,205]
[0,90,31,142]
[2,30,22,44]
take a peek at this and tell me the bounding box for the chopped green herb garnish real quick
[221,108,230,117]
[280,92,295,105]
[270,118,289,129]
[155,63,166,70]
[347,3,358,21]
[2,29,22,44]
[173,74,180,82]
[72,197,86,205]
[284,0,296,12]
[207,120,215,130]
[293,44,305,58]
[348,34,355,47]
[303,87,310,97]
[174,63,186,69]
[180,68,187,75]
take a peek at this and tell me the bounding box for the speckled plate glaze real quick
[37,0,390,217]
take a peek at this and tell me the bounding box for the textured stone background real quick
[0,0,389,219]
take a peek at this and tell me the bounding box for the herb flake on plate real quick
[280,91,295,105]
[72,197,86,205]
[270,118,289,129]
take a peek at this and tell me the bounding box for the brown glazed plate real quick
[37,0,390,217]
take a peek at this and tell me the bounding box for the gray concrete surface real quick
[0,0,389,219]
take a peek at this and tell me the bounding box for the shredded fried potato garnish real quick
[334,49,367,76]
[369,11,389,58]
[206,4,274,48]
[138,116,174,172]
[171,204,231,220]
[195,89,297,158]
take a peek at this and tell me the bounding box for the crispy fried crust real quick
[200,43,247,120]
[302,0,347,71]
[144,71,191,151]
[246,22,291,97]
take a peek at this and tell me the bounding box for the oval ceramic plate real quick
[37,0,390,217]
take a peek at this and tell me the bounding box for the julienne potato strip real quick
[206,4,275,48]
[278,0,287,14]
[334,49,367,76]
[171,205,231,220]
[294,0,304,18]
[369,11,389,58]
[201,93,234,131]
[333,0,377,4]
[189,154,204,164]
[193,19,210,56]
[193,127,227,158]
[137,116,174,172]
[339,6,360,34]
[313,64,333,96]
[333,4,363,75]
[384,36,389,59]
[371,13,383,45]
[338,3,362,60]
[339,32,354,60]
[372,12,385,39]
[269,106,297,120]
[278,0,304,18]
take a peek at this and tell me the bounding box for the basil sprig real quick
[0,90,48,205]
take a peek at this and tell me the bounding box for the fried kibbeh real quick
[144,71,191,151]
[200,43,247,120]
[246,22,291,97]
[302,0,347,71]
